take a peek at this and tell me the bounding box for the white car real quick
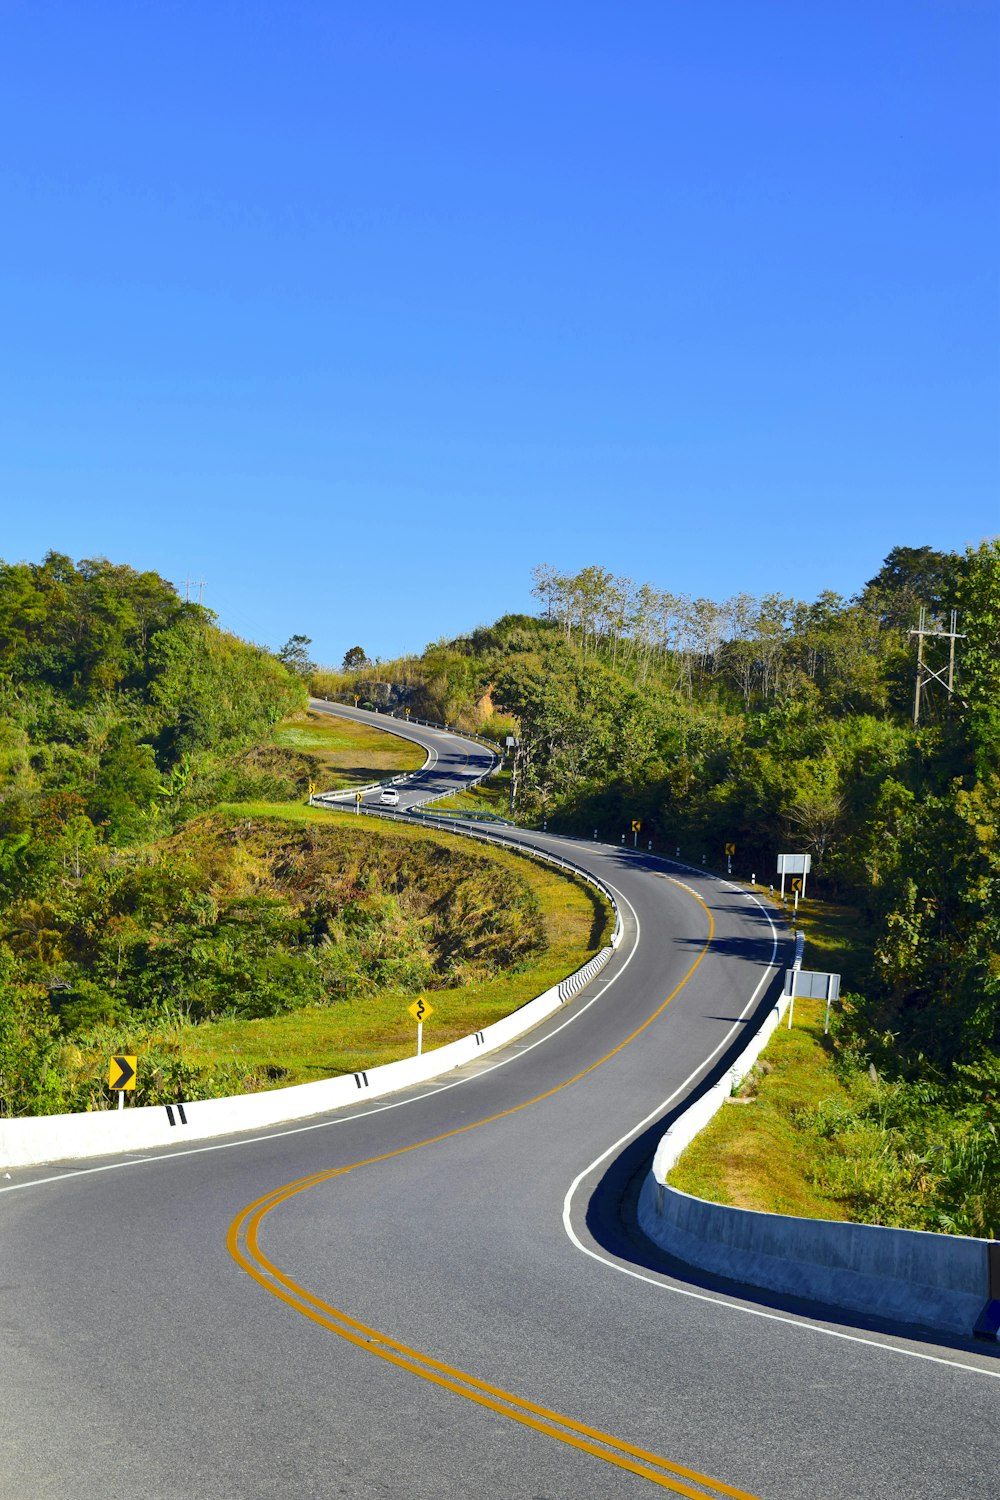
[379,787,400,806]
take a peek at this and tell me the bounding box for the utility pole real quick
[185,578,206,605]
[910,608,964,725]
[507,736,520,815]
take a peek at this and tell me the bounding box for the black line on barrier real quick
[178,1104,187,1125]
[165,1105,175,1126]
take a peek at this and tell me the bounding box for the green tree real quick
[278,634,316,677]
[87,725,161,842]
[862,544,960,630]
[956,538,1000,775]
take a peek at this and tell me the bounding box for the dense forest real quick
[319,540,1000,1234]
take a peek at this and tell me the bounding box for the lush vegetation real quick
[0,553,609,1116]
[670,918,999,1241]
[175,804,608,1088]
[321,541,1000,1235]
[273,706,426,788]
[4,541,998,1238]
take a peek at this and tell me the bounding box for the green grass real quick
[177,802,611,1086]
[668,995,857,1219]
[272,708,425,789]
[668,894,875,1221]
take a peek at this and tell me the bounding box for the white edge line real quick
[560,881,1000,1384]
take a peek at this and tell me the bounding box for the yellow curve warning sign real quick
[109,1055,137,1091]
[408,997,434,1023]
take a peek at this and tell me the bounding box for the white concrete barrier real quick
[638,1177,993,1337]
[635,959,998,1339]
[0,970,584,1170]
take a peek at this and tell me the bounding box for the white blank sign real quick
[777,853,812,874]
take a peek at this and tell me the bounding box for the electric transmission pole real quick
[910,608,964,725]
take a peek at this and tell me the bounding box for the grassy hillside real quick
[43,804,609,1103]
[0,553,608,1117]
[273,707,426,788]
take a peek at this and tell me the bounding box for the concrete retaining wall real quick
[637,1178,991,1337]
[635,947,997,1339]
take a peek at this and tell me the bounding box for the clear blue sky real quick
[2,2,997,665]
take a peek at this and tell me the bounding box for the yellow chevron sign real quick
[108,1055,137,1091]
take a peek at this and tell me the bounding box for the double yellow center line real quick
[227,879,762,1498]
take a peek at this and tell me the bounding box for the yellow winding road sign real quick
[408,998,434,1023]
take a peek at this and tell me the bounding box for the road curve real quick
[1,706,997,1500]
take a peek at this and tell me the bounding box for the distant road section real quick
[308,698,499,810]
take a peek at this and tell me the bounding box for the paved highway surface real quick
[2,705,997,1499]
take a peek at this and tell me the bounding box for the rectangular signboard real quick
[784,969,839,1001]
[777,853,812,874]
[784,968,840,1033]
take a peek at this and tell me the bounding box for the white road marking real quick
[560,885,1000,1384]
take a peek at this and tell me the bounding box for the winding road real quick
[1,705,997,1499]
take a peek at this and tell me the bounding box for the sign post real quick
[777,853,811,899]
[108,1055,137,1110]
[631,819,641,848]
[355,790,362,816]
[725,841,735,874]
[784,970,841,1032]
[408,997,434,1056]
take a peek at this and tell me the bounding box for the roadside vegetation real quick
[36,804,607,1104]
[3,543,998,1240]
[316,542,1000,1236]
[0,554,606,1115]
[670,901,1000,1239]
[177,804,608,1086]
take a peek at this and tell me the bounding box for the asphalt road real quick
[1,706,997,1500]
